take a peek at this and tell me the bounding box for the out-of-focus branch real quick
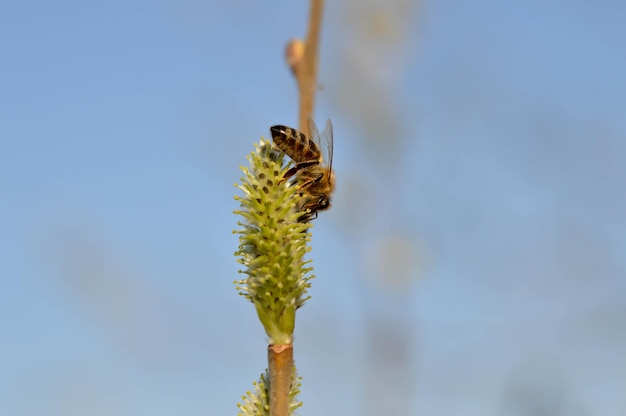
[286,0,325,135]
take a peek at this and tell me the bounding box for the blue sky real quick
[1,1,625,415]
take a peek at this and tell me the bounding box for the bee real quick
[270,118,335,221]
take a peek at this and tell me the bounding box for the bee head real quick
[317,196,331,210]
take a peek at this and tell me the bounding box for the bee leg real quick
[296,172,324,191]
[283,166,300,180]
[282,160,319,180]
[297,210,318,223]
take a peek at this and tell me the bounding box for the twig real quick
[288,0,325,135]
[268,344,294,416]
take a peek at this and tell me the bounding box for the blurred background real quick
[1,0,625,415]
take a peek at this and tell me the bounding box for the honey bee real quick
[270,118,335,221]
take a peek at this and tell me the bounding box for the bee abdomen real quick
[270,125,321,163]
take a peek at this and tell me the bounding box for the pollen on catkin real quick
[233,140,314,345]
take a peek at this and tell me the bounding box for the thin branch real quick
[292,0,325,135]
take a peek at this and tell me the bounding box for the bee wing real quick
[306,116,333,173]
[306,116,321,149]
